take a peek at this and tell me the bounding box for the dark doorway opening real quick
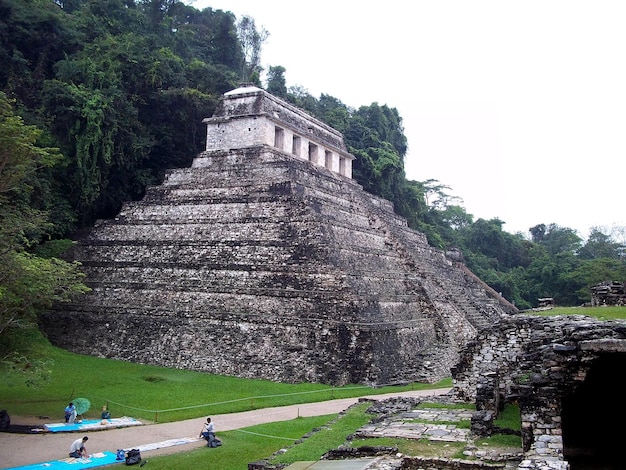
[561,352,626,469]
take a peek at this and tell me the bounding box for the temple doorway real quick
[561,353,626,469]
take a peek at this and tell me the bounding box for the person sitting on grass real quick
[69,436,89,458]
[199,417,215,440]
[199,417,221,447]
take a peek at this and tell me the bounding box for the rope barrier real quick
[103,383,414,422]
[234,429,298,441]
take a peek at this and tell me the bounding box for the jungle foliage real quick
[1,0,625,383]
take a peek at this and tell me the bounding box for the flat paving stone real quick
[283,458,378,469]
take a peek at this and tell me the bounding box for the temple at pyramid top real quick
[202,84,355,179]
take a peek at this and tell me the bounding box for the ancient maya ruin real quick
[42,84,514,384]
[41,85,626,469]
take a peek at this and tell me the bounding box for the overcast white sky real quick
[189,0,626,239]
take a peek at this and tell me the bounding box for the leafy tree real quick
[176,7,241,71]
[564,258,626,305]
[343,103,409,224]
[346,103,407,159]
[286,85,319,115]
[578,227,625,260]
[236,15,268,84]
[42,22,227,224]
[522,242,580,306]
[529,223,547,243]
[54,0,82,13]
[536,223,582,256]
[0,92,89,386]
[460,219,529,270]
[397,179,430,233]
[440,205,473,231]
[355,103,407,158]
[316,94,351,133]
[266,65,287,98]
[0,0,83,108]
[421,179,461,212]
[499,267,531,309]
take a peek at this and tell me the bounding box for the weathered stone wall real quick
[41,145,514,386]
[451,313,626,466]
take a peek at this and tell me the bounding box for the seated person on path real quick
[101,406,111,420]
[69,436,89,458]
[64,402,77,424]
[199,417,215,440]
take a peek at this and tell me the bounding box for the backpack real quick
[125,449,142,465]
[208,436,222,448]
[0,410,9,432]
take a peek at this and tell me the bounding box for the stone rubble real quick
[330,398,568,470]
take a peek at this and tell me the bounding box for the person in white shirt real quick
[199,417,215,440]
[199,416,221,447]
[69,436,88,458]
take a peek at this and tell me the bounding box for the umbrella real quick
[73,397,91,416]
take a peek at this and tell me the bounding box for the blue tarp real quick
[5,451,123,470]
[45,418,141,433]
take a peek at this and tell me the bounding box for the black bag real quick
[0,410,10,432]
[125,449,141,465]
[208,436,222,448]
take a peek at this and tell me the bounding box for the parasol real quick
[72,397,91,416]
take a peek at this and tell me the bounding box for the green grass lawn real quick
[140,414,338,470]
[0,328,450,468]
[0,327,450,423]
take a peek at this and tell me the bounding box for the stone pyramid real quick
[41,85,516,385]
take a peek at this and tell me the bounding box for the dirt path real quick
[1,388,451,469]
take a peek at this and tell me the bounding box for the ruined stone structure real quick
[590,280,626,306]
[41,85,516,386]
[451,313,626,469]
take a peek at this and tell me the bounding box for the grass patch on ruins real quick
[270,401,373,466]
[494,403,521,430]
[0,327,451,422]
[348,436,467,459]
[260,402,518,469]
[415,402,475,410]
[402,418,472,428]
[530,305,626,320]
[475,433,522,448]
